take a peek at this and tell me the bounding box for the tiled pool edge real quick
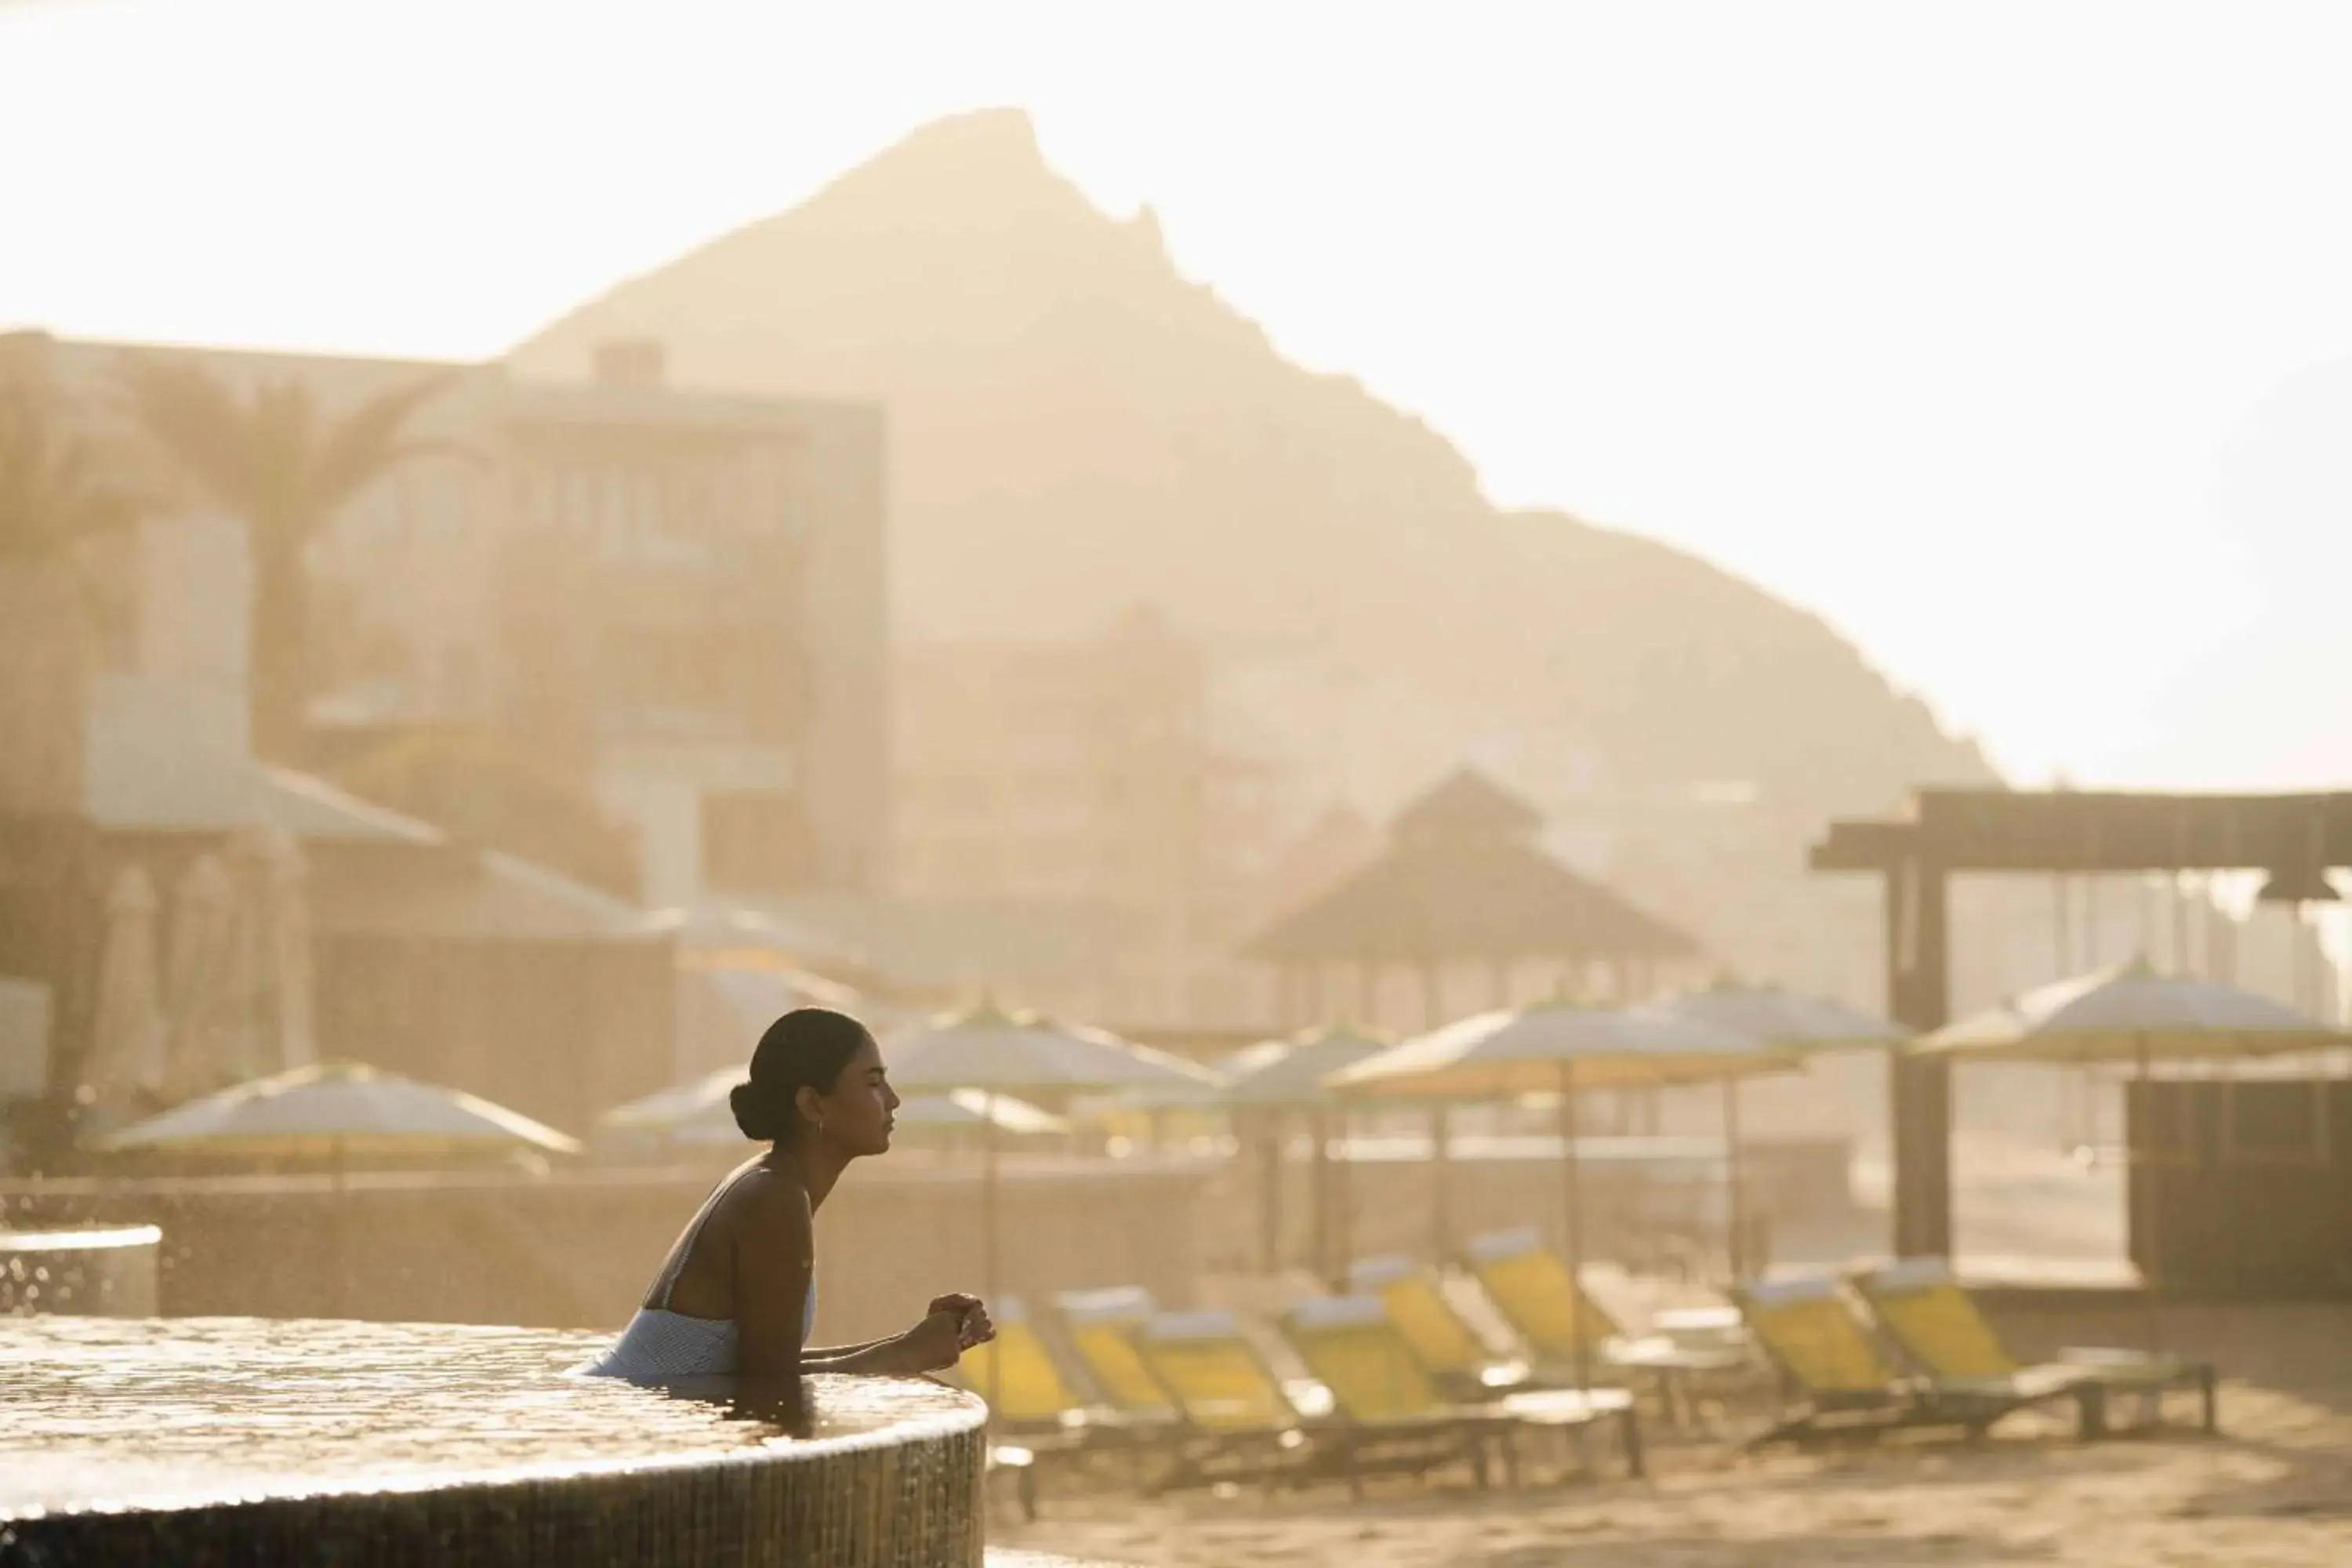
[2,1426,989,1567]
[3,1317,991,1567]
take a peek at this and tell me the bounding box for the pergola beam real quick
[1815,791,2352,877]
[1809,787,2352,1261]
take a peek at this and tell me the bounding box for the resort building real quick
[890,607,1283,1027]
[3,330,888,909]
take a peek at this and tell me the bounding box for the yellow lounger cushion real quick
[1465,1229,1616,1359]
[1870,1283,2015,1381]
[1285,1296,1446,1423]
[1140,1311,1292,1430]
[1349,1256,1487,1378]
[959,1304,1080,1424]
[1741,1278,1898,1396]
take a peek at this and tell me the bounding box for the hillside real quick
[510,107,1991,825]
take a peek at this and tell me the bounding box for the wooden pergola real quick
[1246,768,1701,1030]
[1810,788,2352,1258]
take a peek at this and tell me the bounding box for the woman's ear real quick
[793,1083,825,1134]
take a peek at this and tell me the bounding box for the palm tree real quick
[0,372,150,821]
[0,374,143,561]
[119,360,455,764]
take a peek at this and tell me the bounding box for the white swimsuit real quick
[584,1174,815,1381]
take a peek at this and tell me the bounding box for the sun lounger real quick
[1051,1286,1178,1419]
[1852,1258,2217,1437]
[1129,1308,1327,1494]
[1346,1254,1534,1397]
[1461,1227,1750,1420]
[1730,1274,2102,1449]
[1279,1294,1643,1490]
[950,1297,1152,1516]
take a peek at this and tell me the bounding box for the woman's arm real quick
[733,1185,953,1380]
[800,1338,892,1359]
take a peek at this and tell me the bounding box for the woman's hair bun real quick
[729,1080,785,1142]
[735,1007,875,1143]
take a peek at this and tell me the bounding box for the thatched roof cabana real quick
[1243,768,1698,969]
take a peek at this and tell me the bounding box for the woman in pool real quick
[589,1007,993,1388]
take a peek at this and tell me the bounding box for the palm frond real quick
[303,372,460,526]
[0,377,147,560]
[116,357,272,517]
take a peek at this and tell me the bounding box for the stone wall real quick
[0,1156,1210,1342]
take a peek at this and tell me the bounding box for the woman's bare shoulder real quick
[724,1163,812,1229]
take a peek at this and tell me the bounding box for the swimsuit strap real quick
[657,1168,753,1311]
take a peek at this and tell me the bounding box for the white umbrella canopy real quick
[93,1062,583,1160]
[884,1004,1225,1097]
[1332,1001,1798,1390]
[906,1090,1069,1135]
[1329,1001,1798,1098]
[597,1071,1065,1148]
[1915,958,2348,1063]
[1654,984,1906,1052]
[1221,1024,1389,1109]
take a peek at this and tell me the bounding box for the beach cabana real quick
[1243,769,1701,1029]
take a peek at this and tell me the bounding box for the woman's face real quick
[813,1033,899,1156]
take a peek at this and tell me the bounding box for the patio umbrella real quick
[1653,984,1907,1276]
[884,1004,1222,1410]
[1330,1000,1797,1389]
[1217,1024,1388,1283]
[83,866,167,1112]
[597,1069,1065,1152]
[1914,956,2345,1348]
[95,1062,580,1313]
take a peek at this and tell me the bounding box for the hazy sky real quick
[8,0,2352,792]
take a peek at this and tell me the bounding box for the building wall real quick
[785,401,891,897]
[891,609,1280,1028]
[19,334,890,909]
[312,935,676,1138]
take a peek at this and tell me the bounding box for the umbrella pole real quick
[1259,1111,1282,1275]
[1334,1105,1354,1287]
[983,1092,1001,1415]
[2136,1036,2163,1356]
[1722,1076,1746,1283]
[1429,1104,1450,1262]
[1558,1058,1589,1395]
[331,1136,348,1319]
[1310,1106,1334,1287]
